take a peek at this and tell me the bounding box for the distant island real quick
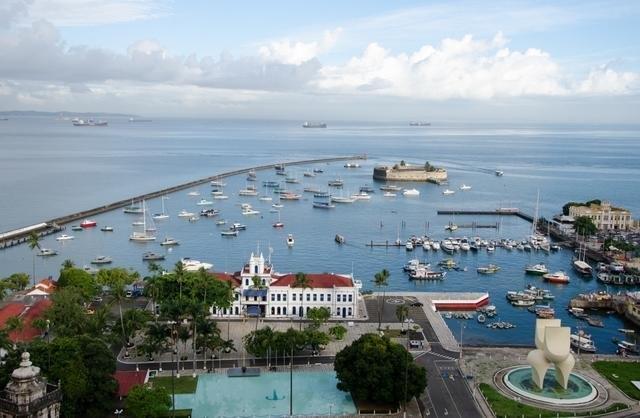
[373,160,447,183]
[0,110,136,118]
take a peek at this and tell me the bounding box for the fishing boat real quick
[402,188,420,196]
[570,334,597,353]
[37,248,58,256]
[335,234,345,244]
[477,264,500,274]
[328,179,344,187]
[287,234,295,247]
[123,200,143,214]
[71,225,83,231]
[196,199,214,206]
[152,196,170,220]
[221,229,238,237]
[380,185,402,192]
[442,189,455,195]
[91,256,113,265]
[142,252,165,261]
[100,226,114,232]
[460,184,472,191]
[80,219,97,228]
[160,237,180,246]
[409,268,445,280]
[56,234,74,241]
[280,193,301,200]
[525,263,549,275]
[543,271,570,284]
[313,201,335,209]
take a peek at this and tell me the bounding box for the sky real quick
[0,0,639,122]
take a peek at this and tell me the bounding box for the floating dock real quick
[1,155,366,249]
[437,208,534,223]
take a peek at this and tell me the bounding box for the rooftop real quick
[271,273,354,288]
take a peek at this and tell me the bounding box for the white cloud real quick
[258,28,342,65]
[26,0,169,26]
[578,65,639,95]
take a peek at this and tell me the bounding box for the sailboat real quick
[573,238,593,276]
[153,196,170,220]
[129,200,156,242]
[273,211,284,228]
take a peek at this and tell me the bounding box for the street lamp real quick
[329,403,334,416]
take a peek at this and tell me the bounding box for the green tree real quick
[374,269,390,329]
[3,273,30,292]
[125,384,171,418]
[27,232,41,286]
[303,327,330,352]
[334,334,427,406]
[47,287,88,337]
[57,268,97,299]
[61,259,75,270]
[96,268,138,345]
[243,326,275,358]
[328,325,347,341]
[123,308,152,346]
[4,316,24,343]
[292,272,312,327]
[574,216,598,236]
[307,307,330,328]
[396,305,409,332]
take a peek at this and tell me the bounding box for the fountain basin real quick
[503,366,597,405]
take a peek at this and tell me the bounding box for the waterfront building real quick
[568,202,633,231]
[625,292,640,327]
[0,352,61,418]
[211,253,361,319]
[373,161,447,183]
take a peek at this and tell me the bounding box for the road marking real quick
[427,351,457,361]
[437,364,462,417]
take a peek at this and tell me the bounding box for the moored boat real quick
[91,256,113,265]
[525,263,549,275]
[80,219,97,228]
[543,271,570,284]
[142,252,165,261]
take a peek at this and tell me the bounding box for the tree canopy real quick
[126,384,171,418]
[57,267,98,299]
[574,216,598,236]
[563,199,602,216]
[334,333,426,406]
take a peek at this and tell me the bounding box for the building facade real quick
[0,352,61,418]
[211,253,361,320]
[569,202,633,231]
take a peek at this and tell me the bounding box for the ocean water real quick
[1,117,639,352]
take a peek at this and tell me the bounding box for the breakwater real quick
[0,155,366,249]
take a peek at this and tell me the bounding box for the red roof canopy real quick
[114,371,147,397]
[271,273,353,288]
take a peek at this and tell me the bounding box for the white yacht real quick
[129,200,156,242]
[287,234,295,247]
[402,188,420,196]
[37,248,58,256]
[383,192,396,197]
[331,196,356,203]
[350,192,371,200]
[442,189,455,195]
[160,237,180,246]
[152,196,170,220]
[460,184,472,191]
[178,210,195,218]
[196,199,214,206]
[56,234,75,241]
[187,191,200,197]
[242,208,261,215]
[180,258,213,272]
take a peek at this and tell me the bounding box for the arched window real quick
[234,307,239,315]
[255,265,258,274]
[283,307,287,315]
[271,307,275,315]
[277,307,281,315]
[292,306,297,315]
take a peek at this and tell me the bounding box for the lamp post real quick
[289,343,293,416]
[329,403,334,416]
[459,322,465,368]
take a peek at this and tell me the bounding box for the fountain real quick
[265,389,285,401]
[501,319,598,405]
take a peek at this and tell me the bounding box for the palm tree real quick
[374,269,390,330]
[123,309,152,347]
[177,325,191,375]
[4,316,24,345]
[27,232,41,287]
[396,305,409,333]
[0,329,13,352]
[96,268,138,346]
[292,272,312,329]
[146,322,170,369]
[174,261,186,300]
[61,259,75,270]
[146,262,163,321]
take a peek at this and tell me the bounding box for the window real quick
[255,265,258,274]
[277,307,281,315]
[245,279,249,286]
[292,293,296,301]
[234,307,239,315]
[306,293,310,301]
[320,294,324,302]
[327,294,331,301]
[348,294,353,302]
[348,307,352,316]
[283,307,287,315]
[271,294,275,301]
[283,294,287,301]
[271,307,275,315]
[313,294,317,301]
[292,306,297,315]
[337,294,341,302]
[277,294,281,301]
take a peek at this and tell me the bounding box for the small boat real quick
[100,226,114,232]
[409,268,446,280]
[285,176,300,184]
[259,196,273,201]
[460,184,472,191]
[280,193,301,200]
[187,191,200,197]
[383,192,396,197]
[313,191,331,198]
[242,208,260,215]
[142,252,165,261]
[618,329,636,334]
[402,188,420,196]
[617,340,639,354]
[304,187,322,194]
[573,259,593,276]
[442,189,455,195]
[273,211,284,228]
[200,208,219,217]
[359,185,375,193]
[123,201,143,214]
[380,185,402,192]
[570,334,597,353]
[287,234,295,247]
[132,220,144,226]
[444,223,458,231]
[477,314,486,323]
[210,180,226,187]
[344,163,360,168]
[313,168,324,173]
[91,256,113,265]
[525,263,548,275]
[331,196,356,204]
[335,234,345,244]
[215,220,227,226]
[512,299,535,307]
[80,219,97,228]
[313,201,336,209]
[351,192,371,200]
[495,170,504,176]
[56,234,74,241]
[71,225,83,231]
[221,229,238,237]
[196,199,214,206]
[586,317,604,328]
[272,204,284,209]
[405,241,414,251]
[189,216,200,222]
[477,264,500,274]
[213,193,229,199]
[303,171,315,177]
[238,188,259,196]
[231,223,247,231]
[543,271,570,284]
[328,179,344,187]
[37,248,58,257]
[160,237,180,246]
[178,210,195,218]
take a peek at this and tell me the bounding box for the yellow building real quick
[569,202,632,231]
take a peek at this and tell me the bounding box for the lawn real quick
[162,409,192,417]
[152,376,198,394]
[479,383,628,418]
[593,361,640,400]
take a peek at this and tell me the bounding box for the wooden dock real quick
[1,155,366,249]
[437,208,534,223]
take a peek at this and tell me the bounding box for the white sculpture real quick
[526,318,575,390]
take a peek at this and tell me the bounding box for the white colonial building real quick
[211,253,361,319]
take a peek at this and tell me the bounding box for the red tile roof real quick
[114,371,147,397]
[210,272,241,287]
[35,278,57,293]
[0,303,26,329]
[10,299,52,343]
[271,273,354,288]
